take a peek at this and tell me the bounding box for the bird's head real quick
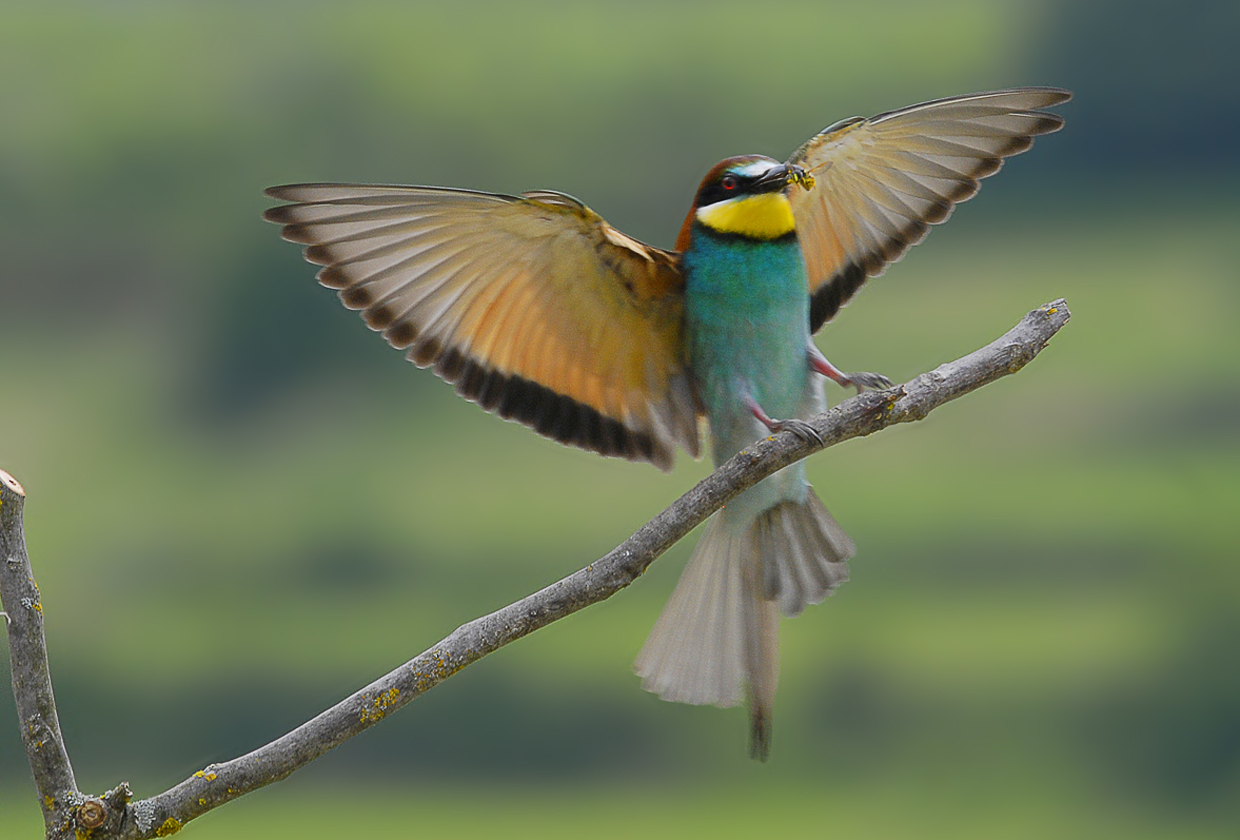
[675,156,814,251]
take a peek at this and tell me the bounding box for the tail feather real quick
[634,515,748,707]
[740,545,779,761]
[762,494,853,617]
[634,490,854,760]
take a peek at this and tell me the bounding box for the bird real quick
[264,87,1070,760]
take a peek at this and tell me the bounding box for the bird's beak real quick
[754,164,815,193]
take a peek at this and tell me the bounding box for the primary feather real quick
[265,184,700,470]
[788,87,1070,330]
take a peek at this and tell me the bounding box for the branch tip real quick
[0,468,25,498]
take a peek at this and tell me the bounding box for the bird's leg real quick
[807,344,892,393]
[745,394,823,446]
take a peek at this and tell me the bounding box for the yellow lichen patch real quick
[359,687,401,724]
[429,649,464,679]
[155,817,182,836]
[193,770,217,781]
[44,795,54,810]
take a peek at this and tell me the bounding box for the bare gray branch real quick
[1,470,80,837]
[3,300,1070,839]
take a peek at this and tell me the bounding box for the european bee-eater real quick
[265,87,1070,759]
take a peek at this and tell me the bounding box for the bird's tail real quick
[634,490,854,759]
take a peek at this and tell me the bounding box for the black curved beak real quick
[753,163,811,193]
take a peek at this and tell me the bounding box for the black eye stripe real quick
[698,172,750,206]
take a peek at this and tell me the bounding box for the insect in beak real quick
[787,164,815,191]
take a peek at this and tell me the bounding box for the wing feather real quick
[265,184,699,469]
[789,87,1070,331]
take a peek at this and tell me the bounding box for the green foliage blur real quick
[2,0,1238,837]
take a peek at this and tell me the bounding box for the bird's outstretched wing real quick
[264,184,699,470]
[787,87,1071,332]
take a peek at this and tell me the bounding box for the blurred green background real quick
[2,0,1237,837]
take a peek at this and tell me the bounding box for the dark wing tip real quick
[810,262,866,333]
[984,85,1072,107]
[1029,112,1067,135]
[806,87,1070,333]
[262,204,295,224]
[303,244,335,266]
[277,223,317,244]
[316,265,350,289]
[363,303,397,330]
[1038,86,1073,105]
[261,182,682,472]
[425,350,673,471]
[264,183,339,201]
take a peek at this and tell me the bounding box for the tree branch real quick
[1,470,80,837]
[4,299,1070,839]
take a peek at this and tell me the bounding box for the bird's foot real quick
[746,396,823,445]
[766,417,824,446]
[839,370,893,392]
[808,346,892,393]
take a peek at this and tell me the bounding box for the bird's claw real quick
[807,347,890,393]
[745,393,822,446]
[842,371,893,393]
[769,418,824,446]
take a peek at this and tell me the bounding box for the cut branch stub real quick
[2,469,81,836]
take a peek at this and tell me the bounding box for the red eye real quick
[721,175,737,191]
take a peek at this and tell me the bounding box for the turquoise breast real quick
[683,229,816,467]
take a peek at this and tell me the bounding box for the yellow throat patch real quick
[695,192,796,240]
